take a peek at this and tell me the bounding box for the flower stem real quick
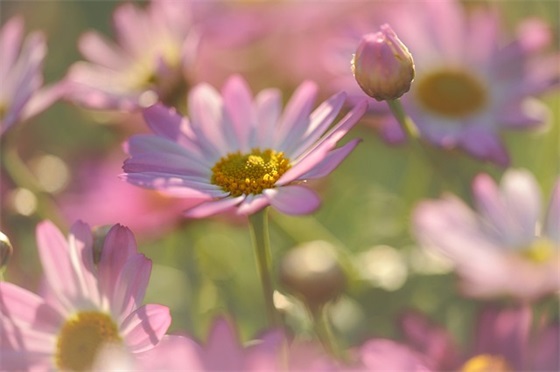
[311,305,345,362]
[387,99,419,139]
[248,208,279,327]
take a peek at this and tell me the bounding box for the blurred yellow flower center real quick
[211,149,291,196]
[461,354,512,372]
[56,311,122,371]
[415,69,487,117]
[522,237,556,263]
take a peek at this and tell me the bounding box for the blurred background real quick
[1,0,558,351]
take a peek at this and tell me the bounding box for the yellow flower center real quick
[461,354,512,372]
[55,311,122,371]
[211,148,291,197]
[415,69,488,117]
[521,237,556,263]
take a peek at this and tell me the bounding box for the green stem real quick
[311,305,344,361]
[387,99,419,139]
[248,208,279,327]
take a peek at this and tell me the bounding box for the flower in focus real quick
[413,168,559,301]
[137,317,285,370]
[0,221,171,370]
[0,16,65,136]
[65,0,199,110]
[329,0,559,165]
[123,74,366,218]
[400,305,559,371]
[352,24,415,101]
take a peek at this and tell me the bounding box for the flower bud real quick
[0,231,13,271]
[279,240,346,312]
[352,24,415,101]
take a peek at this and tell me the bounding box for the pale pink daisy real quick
[0,221,171,370]
[413,169,559,301]
[123,75,366,218]
[327,0,559,165]
[0,16,65,136]
[65,0,199,111]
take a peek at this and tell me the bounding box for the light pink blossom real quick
[0,16,64,136]
[123,75,366,218]
[0,221,171,370]
[413,169,560,301]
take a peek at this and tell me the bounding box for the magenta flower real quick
[65,0,199,111]
[400,305,559,371]
[0,16,64,136]
[0,221,171,370]
[329,0,559,165]
[413,169,559,301]
[123,75,366,218]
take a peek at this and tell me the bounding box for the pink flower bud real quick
[352,24,415,101]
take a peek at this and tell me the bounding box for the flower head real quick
[0,16,64,136]
[328,0,559,165]
[65,0,199,110]
[413,169,559,301]
[0,221,171,370]
[123,75,366,218]
[352,24,415,101]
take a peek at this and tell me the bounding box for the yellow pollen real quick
[521,237,556,263]
[211,148,291,197]
[461,354,512,372]
[55,311,122,371]
[415,69,488,117]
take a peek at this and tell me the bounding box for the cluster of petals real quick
[328,0,559,165]
[413,168,559,301]
[400,305,559,371]
[0,16,65,136]
[123,74,366,218]
[0,220,171,370]
[64,0,199,111]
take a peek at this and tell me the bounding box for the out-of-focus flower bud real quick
[0,231,13,271]
[279,240,346,312]
[352,24,415,101]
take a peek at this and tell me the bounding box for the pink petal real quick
[203,317,245,370]
[137,335,204,370]
[287,91,346,159]
[255,88,282,149]
[459,129,510,167]
[120,304,171,353]
[183,196,245,219]
[300,138,361,180]
[0,282,64,334]
[78,31,128,69]
[359,339,431,371]
[110,254,152,320]
[98,224,138,304]
[142,104,200,152]
[0,350,51,371]
[0,16,24,78]
[222,75,255,152]
[263,186,320,215]
[275,81,318,151]
[21,81,66,122]
[68,220,100,307]
[236,194,270,216]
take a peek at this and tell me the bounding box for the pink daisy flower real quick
[0,16,65,136]
[400,305,559,371]
[0,221,171,370]
[413,169,559,301]
[123,74,366,218]
[65,0,199,110]
[328,0,559,165]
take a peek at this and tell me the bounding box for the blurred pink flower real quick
[400,305,559,371]
[354,338,432,371]
[58,153,197,238]
[328,0,559,165]
[137,317,286,370]
[0,221,171,370]
[0,16,65,136]
[413,169,560,301]
[123,75,366,218]
[65,0,199,111]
